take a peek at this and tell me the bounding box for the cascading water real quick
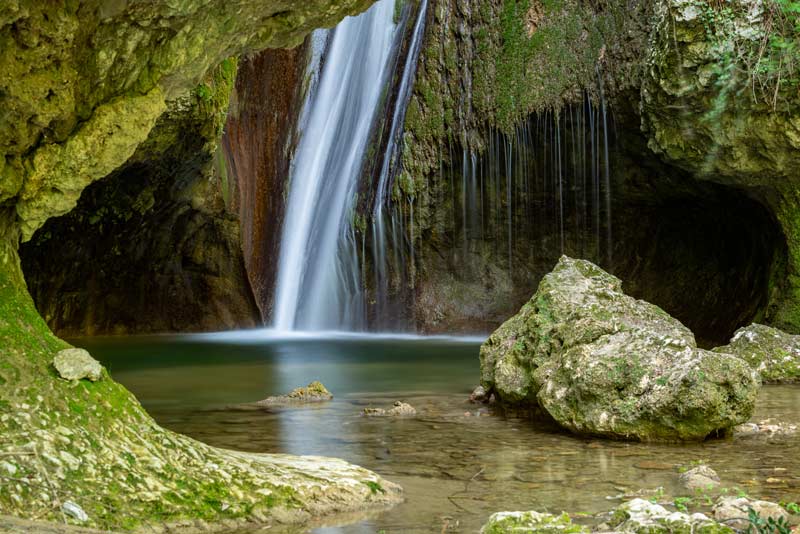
[272,0,400,331]
[370,0,429,330]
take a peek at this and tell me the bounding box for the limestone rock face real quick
[1,0,376,242]
[53,349,103,382]
[480,256,759,441]
[640,0,800,331]
[714,323,800,383]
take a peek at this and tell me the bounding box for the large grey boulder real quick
[714,323,800,383]
[53,349,103,382]
[480,256,759,441]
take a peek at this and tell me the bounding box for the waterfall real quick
[370,0,429,330]
[272,0,399,331]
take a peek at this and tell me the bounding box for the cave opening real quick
[611,182,785,347]
[402,102,787,345]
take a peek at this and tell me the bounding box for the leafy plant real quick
[674,496,693,513]
[781,501,800,515]
[691,0,800,110]
[745,507,793,534]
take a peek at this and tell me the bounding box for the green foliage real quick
[674,497,694,512]
[782,502,800,515]
[364,481,385,494]
[745,507,793,534]
[692,0,800,109]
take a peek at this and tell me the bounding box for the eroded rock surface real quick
[714,324,800,383]
[480,256,759,441]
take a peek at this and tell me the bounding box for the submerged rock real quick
[714,324,800,383]
[257,381,333,405]
[53,349,103,382]
[734,420,798,438]
[363,401,417,417]
[480,256,759,441]
[712,497,790,530]
[480,511,588,534]
[679,465,721,491]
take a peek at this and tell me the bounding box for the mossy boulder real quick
[480,511,589,534]
[480,256,759,441]
[714,323,800,383]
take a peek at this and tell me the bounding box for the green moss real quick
[364,480,385,495]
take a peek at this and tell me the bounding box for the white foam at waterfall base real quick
[184,329,488,345]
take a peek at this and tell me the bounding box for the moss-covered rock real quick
[0,240,401,530]
[481,511,589,534]
[713,323,800,383]
[610,498,734,534]
[480,256,759,441]
[0,1,412,530]
[482,501,737,534]
[19,60,261,336]
[257,381,334,405]
[1,0,376,242]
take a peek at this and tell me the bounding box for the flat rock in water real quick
[363,401,417,417]
[714,323,800,383]
[480,256,759,441]
[53,349,103,382]
[634,461,674,471]
[256,381,333,405]
[734,420,798,438]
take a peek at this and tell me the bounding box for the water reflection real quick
[73,335,800,533]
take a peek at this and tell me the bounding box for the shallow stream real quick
[73,332,800,533]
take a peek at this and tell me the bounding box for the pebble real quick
[62,500,89,522]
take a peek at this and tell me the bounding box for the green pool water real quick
[72,331,800,533]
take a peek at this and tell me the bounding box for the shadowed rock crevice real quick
[19,83,262,336]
